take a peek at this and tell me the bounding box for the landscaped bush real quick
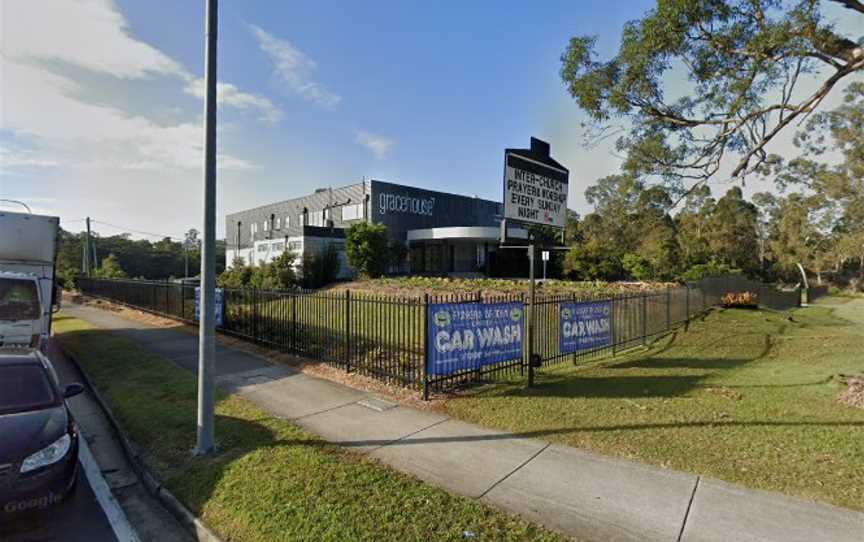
[721,291,758,307]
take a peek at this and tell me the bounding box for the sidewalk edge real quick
[60,343,225,542]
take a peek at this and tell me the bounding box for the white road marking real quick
[78,437,141,542]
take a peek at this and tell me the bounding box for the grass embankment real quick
[54,315,561,542]
[329,276,670,298]
[445,298,864,511]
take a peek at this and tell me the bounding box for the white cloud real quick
[0,0,268,239]
[248,24,342,109]
[1,0,187,80]
[184,79,283,125]
[354,129,395,159]
[0,146,59,169]
[0,0,273,175]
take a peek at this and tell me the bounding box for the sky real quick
[1,0,861,241]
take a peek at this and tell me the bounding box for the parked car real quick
[0,348,83,517]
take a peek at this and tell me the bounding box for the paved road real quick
[1,467,118,542]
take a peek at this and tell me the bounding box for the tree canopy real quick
[561,0,864,193]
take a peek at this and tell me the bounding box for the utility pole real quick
[91,238,98,272]
[194,0,218,456]
[85,217,92,276]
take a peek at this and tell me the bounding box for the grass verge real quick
[444,299,864,511]
[54,315,562,542]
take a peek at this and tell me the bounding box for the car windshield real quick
[0,278,40,321]
[0,363,58,414]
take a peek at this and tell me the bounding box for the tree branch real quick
[830,0,864,15]
[730,57,864,178]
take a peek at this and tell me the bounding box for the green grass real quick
[54,315,562,542]
[444,298,864,511]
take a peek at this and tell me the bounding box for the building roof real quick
[505,137,568,173]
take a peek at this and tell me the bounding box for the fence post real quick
[422,293,430,401]
[611,296,617,356]
[685,285,690,330]
[642,293,648,346]
[252,288,259,342]
[345,289,351,372]
[291,292,297,352]
[666,287,671,330]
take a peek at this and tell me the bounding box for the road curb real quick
[59,343,225,542]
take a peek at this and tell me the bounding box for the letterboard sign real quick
[503,138,569,229]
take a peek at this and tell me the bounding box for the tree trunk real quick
[860,250,864,280]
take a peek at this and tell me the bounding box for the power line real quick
[90,219,185,241]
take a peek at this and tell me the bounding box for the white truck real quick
[0,210,60,349]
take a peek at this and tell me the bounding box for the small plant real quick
[722,291,758,308]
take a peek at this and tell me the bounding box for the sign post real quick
[499,138,569,388]
[542,250,549,280]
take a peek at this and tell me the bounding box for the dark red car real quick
[0,348,83,517]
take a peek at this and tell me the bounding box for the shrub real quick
[300,244,339,289]
[345,222,389,278]
[94,253,127,279]
[217,257,253,288]
[680,260,742,282]
[622,253,653,281]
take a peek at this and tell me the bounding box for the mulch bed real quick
[838,376,864,410]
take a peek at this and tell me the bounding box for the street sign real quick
[542,250,549,261]
[503,138,569,229]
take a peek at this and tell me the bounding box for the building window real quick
[288,241,302,251]
[257,244,268,253]
[342,203,363,221]
[285,216,291,228]
[308,210,325,227]
[263,220,269,232]
[275,218,281,230]
[271,241,284,251]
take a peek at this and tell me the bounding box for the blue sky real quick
[0,0,859,240]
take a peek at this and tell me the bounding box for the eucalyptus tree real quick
[561,0,864,194]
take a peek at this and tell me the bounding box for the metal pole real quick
[641,293,647,346]
[194,0,218,456]
[423,293,430,401]
[185,245,189,279]
[527,241,536,387]
[85,217,92,276]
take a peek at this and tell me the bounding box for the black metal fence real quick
[76,274,800,396]
[807,284,830,303]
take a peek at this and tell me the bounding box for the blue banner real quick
[427,302,524,376]
[559,300,612,354]
[194,287,224,327]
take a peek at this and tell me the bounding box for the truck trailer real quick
[0,211,60,348]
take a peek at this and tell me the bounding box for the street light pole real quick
[194,0,218,456]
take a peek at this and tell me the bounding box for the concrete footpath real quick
[61,303,864,542]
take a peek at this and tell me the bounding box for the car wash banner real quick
[194,287,224,327]
[559,300,612,354]
[427,302,524,376]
